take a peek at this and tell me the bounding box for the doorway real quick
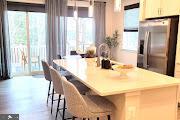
[8,11,46,76]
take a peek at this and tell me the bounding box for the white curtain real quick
[45,0,67,64]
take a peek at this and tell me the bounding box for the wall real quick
[106,0,139,66]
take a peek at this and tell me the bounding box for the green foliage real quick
[8,11,46,46]
[104,30,119,49]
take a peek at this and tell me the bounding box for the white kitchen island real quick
[53,58,180,120]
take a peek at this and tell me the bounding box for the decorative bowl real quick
[112,64,134,77]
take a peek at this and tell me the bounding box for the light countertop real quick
[53,58,180,96]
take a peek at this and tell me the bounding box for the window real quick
[122,3,139,51]
[66,17,95,55]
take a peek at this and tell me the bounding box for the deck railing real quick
[10,45,46,64]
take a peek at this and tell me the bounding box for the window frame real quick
[122,3,139,51]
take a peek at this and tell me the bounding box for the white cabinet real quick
[161,0,180,17]
[145,0,161,18]
[143,0,180,19]
[139,0,145,21]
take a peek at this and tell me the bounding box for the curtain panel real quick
[45,0,67,65]
[94,2,106,49]
[0,0,11,80]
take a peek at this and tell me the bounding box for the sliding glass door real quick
[8,11,46,76]
[66,17,95,55]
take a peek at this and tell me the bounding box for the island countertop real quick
[53,58,180,96]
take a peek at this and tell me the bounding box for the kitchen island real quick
[53,58,180,120]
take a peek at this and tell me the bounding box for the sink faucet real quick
[97,43,110,67]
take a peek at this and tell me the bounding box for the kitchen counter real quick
[53,58,179,96]
[53,58,180,120]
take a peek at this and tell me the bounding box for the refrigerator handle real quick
[143,31,150,69]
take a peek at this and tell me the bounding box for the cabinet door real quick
[139,0,145,21]
[145,0,161,18]
[161,0,180,16]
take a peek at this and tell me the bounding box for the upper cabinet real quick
[145,0,161,18]
[140,0,180,20]
[139,0,145,21]
[161,0,180,17]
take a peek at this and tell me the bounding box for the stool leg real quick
[47,81,51,105]
[97,117,99,120]
[107,115,111,120]
[55,95,61,120]
[51,88,54,114]
[62,98,66,120]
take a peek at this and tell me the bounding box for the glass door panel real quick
[8,11,46,76]
[29,12,46,72]
[78,18,95,52]
[66,17,77,55]
[8,11,28,76]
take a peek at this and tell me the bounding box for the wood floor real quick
[0,76,69,120]
[0,76,180,120]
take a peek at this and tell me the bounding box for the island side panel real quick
[106,85,179,120]
[140,85,179,120]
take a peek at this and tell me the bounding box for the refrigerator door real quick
[146,19,170,74]
[137,22,149,68]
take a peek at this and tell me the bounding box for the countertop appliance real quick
[137,17,179,76]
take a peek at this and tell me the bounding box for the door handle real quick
[143,31,150,69]
[143,31,149,68]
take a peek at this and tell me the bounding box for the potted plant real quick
[104,30,120,58]
[86,49,95,58]
[104,30,120,49]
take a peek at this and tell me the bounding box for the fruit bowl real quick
[112,64,134,77]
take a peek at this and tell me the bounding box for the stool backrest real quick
[41,60,51,81]
[61,77,90,118]
[49,66,64,95]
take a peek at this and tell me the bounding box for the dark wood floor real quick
[0,76,180,120]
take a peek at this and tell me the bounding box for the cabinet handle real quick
[158,8,160,15]
[160,8,162,15]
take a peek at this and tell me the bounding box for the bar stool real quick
[41,60,52,105]
[49,67,90,120]
[55,54,73,80]
[61,76,115,120]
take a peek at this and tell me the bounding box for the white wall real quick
[106,0,139,66]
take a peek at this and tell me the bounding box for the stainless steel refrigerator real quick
[137,17,179,76]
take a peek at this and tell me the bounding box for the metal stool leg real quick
[62,98,66,120]
[107,115,111,120]
[55,95,61,120]
[51,88,54,114]
[47,81,51,105]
